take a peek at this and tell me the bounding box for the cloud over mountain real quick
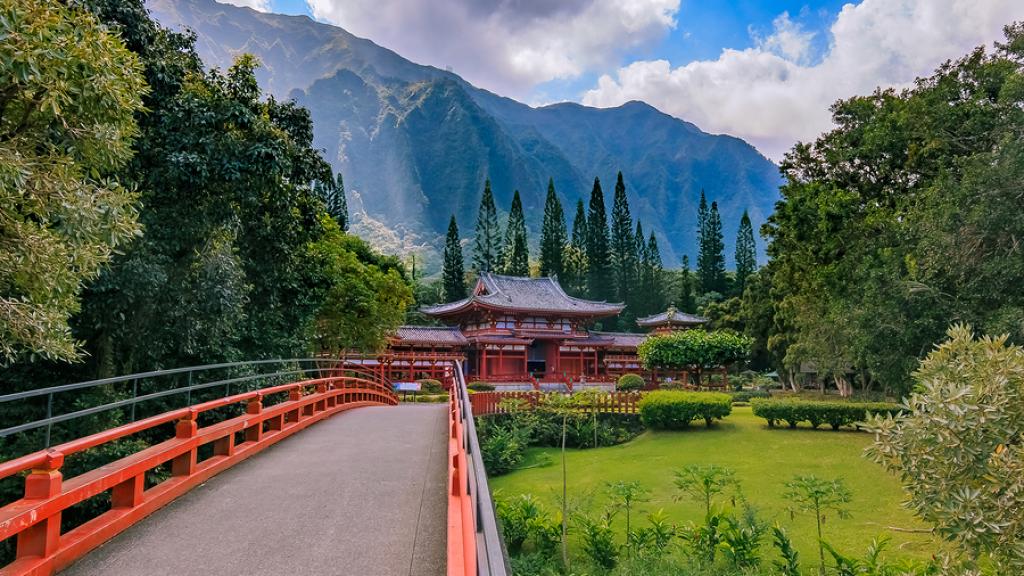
[583,0,1024,160]
[304,0,680,99]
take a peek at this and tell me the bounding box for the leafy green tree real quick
[311,216,414,353]
[784,475,852,575]
[586,177,612,301]
[678,255,696,314]
[866,325,1024,574]
[502,189,529,276]
[473,179,502,273]
[0,0,147,363]
[610,172,636,307]
[734,210,756,295]
[539,178,567,278]
[764,24,1024,397]
[442,215,466,301]
[698,200,727,294]
[638,330,752,386]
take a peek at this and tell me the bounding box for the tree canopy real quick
[638,330,752,374]
[0,0,147,363]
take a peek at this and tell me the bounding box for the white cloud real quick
[583,0,1024,160]
[220,0,271,11]
[305,0,679,99]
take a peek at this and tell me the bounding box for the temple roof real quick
[422,274,624,318]
[591,331,648,349]
[391,325,468,347]
[636,307,708,328]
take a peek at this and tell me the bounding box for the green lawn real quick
[489,406,938,565]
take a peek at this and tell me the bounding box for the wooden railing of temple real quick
[470,391,642,416]
[0,361,396,575]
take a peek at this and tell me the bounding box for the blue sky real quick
[231,0,1024,159]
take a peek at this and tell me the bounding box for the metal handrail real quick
[0,358,391,451]
[454,360,510,576]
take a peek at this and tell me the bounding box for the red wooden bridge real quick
[0,360,506,576]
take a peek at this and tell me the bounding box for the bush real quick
[728,390,771,404]
[417,379,444,394]
[751,398,901,430]
[467,381,495,391]
[617,373,646,391]
[638,391,732,429]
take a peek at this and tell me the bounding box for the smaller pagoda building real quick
[636,306,708,334]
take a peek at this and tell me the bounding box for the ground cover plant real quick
[490,406,938,572]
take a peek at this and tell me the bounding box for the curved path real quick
[61,404,448,576]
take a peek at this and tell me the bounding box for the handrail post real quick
[171,409,198,477]
[18,450,64,560]
[245,393,264,443]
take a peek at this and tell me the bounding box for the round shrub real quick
[468,381,495,392]
[617,373,645,391]
[417,379,444,394]
[638,391,732,429]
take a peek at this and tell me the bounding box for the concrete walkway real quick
[62,404,448,576]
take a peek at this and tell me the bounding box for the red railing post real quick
[245,393,264,443]
[171,409,198,477]
[17,450,64,561]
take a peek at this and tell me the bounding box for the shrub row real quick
[728,390,771,404]
[467,381,496,391]
[750,398,902,430]
[638,391,732,429]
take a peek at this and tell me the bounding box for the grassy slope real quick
[490,406,938,565]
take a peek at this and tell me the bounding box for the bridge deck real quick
[61,404,448,576]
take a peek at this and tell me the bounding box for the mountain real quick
[147,0,782,273]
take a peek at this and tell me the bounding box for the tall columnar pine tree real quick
[646,232,665,315]
[564,199,589,296]
[473,179,502,273]
[678,255,696,313]
[586,177,612,301]
[633,220,649,318]
[502,190,530,276]
[734,210,757,295]
[329,172,349,231]
[539,178,567,278]
[697,189,709,248]
[697,196,727,295]
[610,172,637,307]
[442,215,467,301]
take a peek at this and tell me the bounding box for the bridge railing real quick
[0,366,396,575]
[448,361,509,576]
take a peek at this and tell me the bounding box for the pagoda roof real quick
[391,325,468,347]
[636,307,708,328]
[591,331,648,349]
[422,274,624,318]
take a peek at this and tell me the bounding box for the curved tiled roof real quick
[391,325,468,346]
[636,307,708,327]
[590,331,648,349]
[422,273,623,317]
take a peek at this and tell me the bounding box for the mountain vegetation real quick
[147,0,782,273]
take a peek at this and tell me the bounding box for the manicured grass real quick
[489,406,938,565]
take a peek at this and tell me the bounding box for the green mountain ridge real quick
[147,0,782,274]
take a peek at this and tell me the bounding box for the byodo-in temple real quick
[374,273,708,389]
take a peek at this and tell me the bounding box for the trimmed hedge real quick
[417,379,444,394]
[616,373,646,391]
[728,390,771,404]
[638,391,732,429]
[468,381,496,391]
[750,398,902,430]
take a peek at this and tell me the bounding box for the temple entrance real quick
[527,341,547,377]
